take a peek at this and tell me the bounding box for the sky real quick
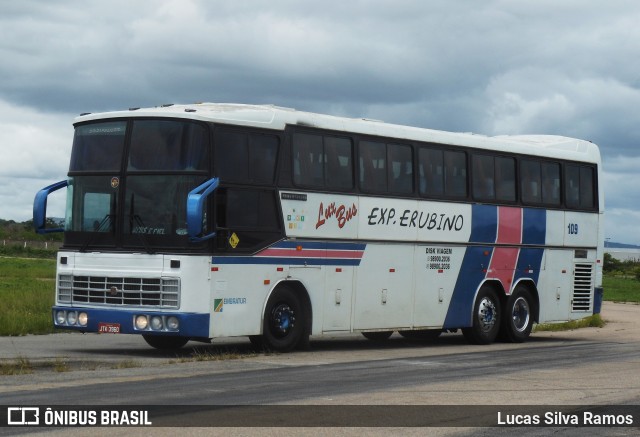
[1,0,640,244]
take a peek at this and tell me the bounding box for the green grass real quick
[0,356,33,375]
[602,276,640,302]
[0,257,56,335]
[534,314,605,332]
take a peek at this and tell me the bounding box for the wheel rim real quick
[511,296,530,333]
[269,303,296,339]
[477,296,498,333]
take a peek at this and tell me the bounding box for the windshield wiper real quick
[129,194,154,255]
[80,214,114,252]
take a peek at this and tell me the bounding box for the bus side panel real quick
[412,245,466,328]
[352,243,414,330]
[564,211,599,247]
[322,265,355,332]
[536,249,573,322]
[209,263,274,338]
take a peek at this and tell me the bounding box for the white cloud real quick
[0,99,73,221]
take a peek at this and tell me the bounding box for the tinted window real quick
[359,141,386,192]
[293,133,324,187]
[473,154,515,202]
[473,155,495,200]
[496,157,515,201]
[541,162,560,205]
[359,141,413,194]
[325,136,353,190]
[521,160,542,204]
[216,131,279,184]
[566,164,595,209]
[444,151,467,197]
[124,175,207,237]
[65,176,118,233]
[128,120,208,171]
[419,148,444,196]
[70,121,126,172]
[420,148,467,198]
[388,144,413,194]
[293,133,353,190]
[214,188,281,252]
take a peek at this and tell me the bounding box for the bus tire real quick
[262,286,304,352]
[462,285,501,345]
[502,286,533,343]
[362,331,393,341]
[143,335,189,350]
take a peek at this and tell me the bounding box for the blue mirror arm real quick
[187,177,219,242]
[33,180,68,234]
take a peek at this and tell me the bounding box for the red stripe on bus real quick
[487,207,523,292]
[256,248,364,259]
[495,206,523,244]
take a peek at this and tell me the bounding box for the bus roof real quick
[75,102,601,164]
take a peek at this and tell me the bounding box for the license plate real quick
[98,322,120,334]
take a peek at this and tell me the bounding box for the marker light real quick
[78,312,88,327]
[56,311,66,325]
[66,311,78,325]
[150,316,163,331]
[166,316,179,330]
[135,315,149,330]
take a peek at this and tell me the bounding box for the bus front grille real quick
[571,263,593,312]
[57,275,180,309]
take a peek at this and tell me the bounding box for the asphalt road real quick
[1,302,639,436]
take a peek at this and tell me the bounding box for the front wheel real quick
[143,335,189,350]
[262,286,305,352]
[502,286,534,343]
[462,285,501,345]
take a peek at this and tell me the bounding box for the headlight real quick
[135,315,148,330]
[150,316,163,331]
[56,310,66,325]
[78,312,88,327]
[66,311,78,325]
[166,316,179,330]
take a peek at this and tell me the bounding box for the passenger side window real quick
[293,133,353,190]
[216,130,279,184]
[472,154,515,202]
[359,141,413,194]
[565,164,595,209]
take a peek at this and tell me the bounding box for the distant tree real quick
[603,252,622,273]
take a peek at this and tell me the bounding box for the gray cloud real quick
[1,0,640,242]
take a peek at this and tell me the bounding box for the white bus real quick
[34,103,604,351]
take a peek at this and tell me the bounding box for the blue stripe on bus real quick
[272,241,367,251]
[211,257,362,266]
[522,208,546,245]
[513,248,544,284]
[469,204,497,243]
[443,246,494,329]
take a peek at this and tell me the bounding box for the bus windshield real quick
[65,119,210,250]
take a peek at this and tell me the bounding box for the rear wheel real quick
[462,285,501,345]
[262,286,304,352]
[143,335,189,350]
[502,286,534,343]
